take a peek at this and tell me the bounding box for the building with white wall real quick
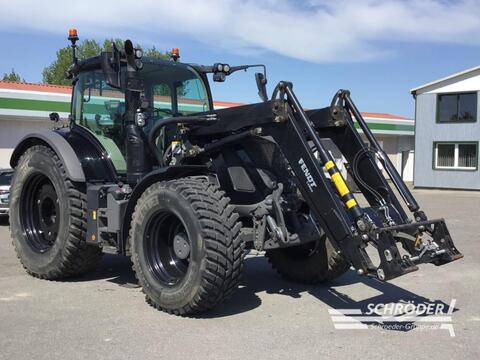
[411,66,480,190]
[0,80,415,181]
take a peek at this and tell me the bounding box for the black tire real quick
[265,235,349,284]
[130,176,243,315]
[10,145,102,279]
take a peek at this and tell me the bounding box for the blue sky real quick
[1,0,479,118]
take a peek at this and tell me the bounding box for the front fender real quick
[120,165,211,253]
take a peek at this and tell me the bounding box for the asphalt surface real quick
[0,189,479,360]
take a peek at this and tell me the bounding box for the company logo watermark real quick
[329,299,457,336]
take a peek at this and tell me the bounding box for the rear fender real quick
[10,130,85,182]
[10,127,119,183]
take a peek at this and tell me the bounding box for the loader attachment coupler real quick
[265,81,462,281]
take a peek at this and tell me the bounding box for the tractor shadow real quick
[74,253,458,328]
[0,216,9,226]
[205,256,458,327]
[72,253,138,287]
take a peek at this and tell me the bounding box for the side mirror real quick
[255,72,268,102]
[101,44,121,89]
[101,40,144,91]
[49,112,60,122]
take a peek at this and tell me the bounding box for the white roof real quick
[410,65,480,94]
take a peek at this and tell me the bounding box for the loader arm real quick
[260,82,462,281]
[179,80,462,281]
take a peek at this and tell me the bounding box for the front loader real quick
[8,30,462,315]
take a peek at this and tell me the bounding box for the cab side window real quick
[75,71,125,144]
[72,70,127,173]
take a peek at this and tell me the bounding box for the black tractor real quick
[9,30,462,315]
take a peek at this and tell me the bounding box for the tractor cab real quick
[67,31,267,182]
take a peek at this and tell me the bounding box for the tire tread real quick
[130,176,244,315]
[11,145,102,280]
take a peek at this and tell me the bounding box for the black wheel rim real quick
[144,211,190,287]
[20,173,60,253]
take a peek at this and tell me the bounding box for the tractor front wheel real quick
[130,176,243,315]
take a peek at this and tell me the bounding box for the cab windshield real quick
[74,62,210,128]
[141,61,211,117]
[72,61,211,173]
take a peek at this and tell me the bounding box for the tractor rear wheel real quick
[10,145,102,279]
[265,235,349,284]
[130,176,243,315]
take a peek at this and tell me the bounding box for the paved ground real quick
[0,189,479,360]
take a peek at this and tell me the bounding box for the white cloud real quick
[1,0,479,62]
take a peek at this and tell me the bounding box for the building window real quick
[434,142,478,170]
[437,93,477,123]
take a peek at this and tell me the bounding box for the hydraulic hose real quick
[148,114,216,166]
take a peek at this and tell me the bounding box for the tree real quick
[2,68,24,82]
[43,39,171,85]
[102,38,125,53]
[144,46,170,60]
[42,39,102,85]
